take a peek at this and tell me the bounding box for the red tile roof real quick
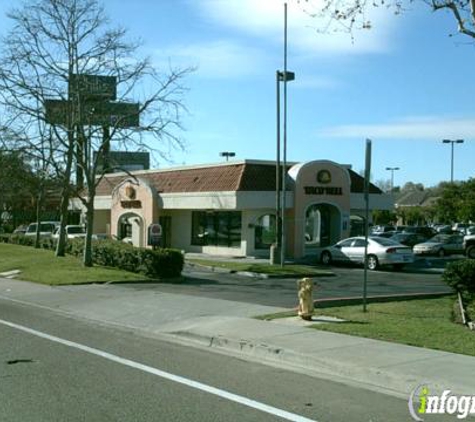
[95,162,382,196]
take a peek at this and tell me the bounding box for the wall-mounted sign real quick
[304,186,343,195]
[125,186,136,200]
[120,200,142,209]
[317,170,332,184]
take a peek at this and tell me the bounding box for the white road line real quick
[0,318,317,422]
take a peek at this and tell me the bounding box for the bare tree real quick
[0,0,192,266]
[300,0,475,40]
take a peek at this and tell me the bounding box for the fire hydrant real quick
[297,278,314,321]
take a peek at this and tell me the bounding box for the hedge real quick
[0,234,184,279]
[442,259,475,302]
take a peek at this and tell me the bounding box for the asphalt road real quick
[116,262,452,309]
[0,298,448,422]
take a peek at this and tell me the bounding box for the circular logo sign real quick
[125,185,136,200]
[317,170,331,184]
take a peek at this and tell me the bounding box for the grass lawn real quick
[187,259,333,277]
[0,243,151,285]
[261,296,475,357]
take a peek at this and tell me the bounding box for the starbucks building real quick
[79,159,392,259]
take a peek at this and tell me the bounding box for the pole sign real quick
[44,99,69,125]
[44,99,140,127]
[70,74,117,100]
[148,223,162,247]
[363,139,372,313]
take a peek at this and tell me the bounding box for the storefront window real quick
[192,211,241,247]
[254,214,276,249]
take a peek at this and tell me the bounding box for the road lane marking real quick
[0,318,317,422]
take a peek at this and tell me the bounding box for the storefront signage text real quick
[304,186,343,196]
[120,200,142,209]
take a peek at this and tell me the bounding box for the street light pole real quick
[385,167,400,193]
[280,2,295,267]
[275,71,281,252]
[442,139,464,183]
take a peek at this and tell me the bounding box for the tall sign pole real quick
[275,70,281,254]
[280,2,288,267]
[363,139,372,313]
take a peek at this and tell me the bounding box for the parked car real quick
[413,234,465,257]
[372,230,396,238]
[465,226,475,236]
[464,233,475,259]
[52,225,86,240]
[389,232,428,248]
[25,221,60,238]
[13,224,28,235]
[371,225,395,236]
[402,226,437,238]
[452,223,470,234]
[435,224,453,234]
[320,236,415,270]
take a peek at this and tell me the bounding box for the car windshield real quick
[370,237,400,246]
[68,226,85,234]
[40,223,55,232]
[26,224,37,233]
[428,235,450,243]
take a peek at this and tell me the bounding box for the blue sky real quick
[1,0,474,188]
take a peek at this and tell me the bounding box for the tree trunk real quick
[83,201,94,267]
[55,133,75,257]
[34,184,44,249]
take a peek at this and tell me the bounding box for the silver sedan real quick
[413,234,465,257]
[320,236,415,270]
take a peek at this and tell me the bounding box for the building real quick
[77,159,392,259]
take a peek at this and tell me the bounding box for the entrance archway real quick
[117,212,144,247]
[304,203,341,251]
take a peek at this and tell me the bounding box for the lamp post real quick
[219,151,235,162]
[274,2,295,267]
[385,167,400,193]
[442,139,464,183]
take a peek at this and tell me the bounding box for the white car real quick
[52,225,86,239]
[320,236,415,270]
[25,221,60,238]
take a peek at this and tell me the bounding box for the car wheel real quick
[321,251,332,265]
[467,245,475,259]
[367,255,379,271]
[437,248,445,258]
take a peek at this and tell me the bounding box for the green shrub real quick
[91,240,183,279]
[0,234,184,279]
[442,259,475,302]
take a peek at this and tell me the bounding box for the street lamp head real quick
[277,70,295,82]
[219,152,236,161]
[443,139,464,144]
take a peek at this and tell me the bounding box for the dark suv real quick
[402,226,437,239]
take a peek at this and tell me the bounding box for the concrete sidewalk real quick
[0,277,474,399]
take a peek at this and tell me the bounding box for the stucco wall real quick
[93,210,111,234]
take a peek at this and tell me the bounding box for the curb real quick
[163,330,445,399]
[186,262,334,279]
[314,291,453,308]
